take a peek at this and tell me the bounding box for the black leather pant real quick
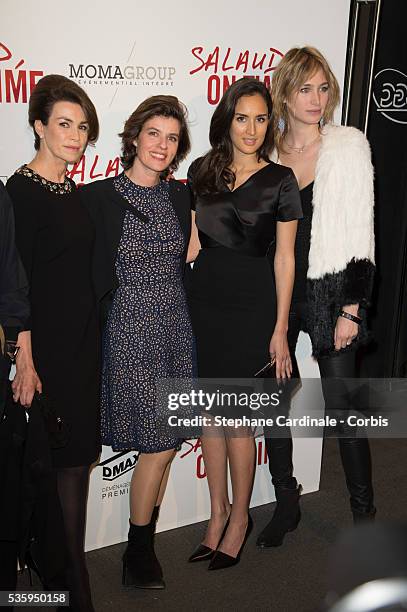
[265,302,374,513]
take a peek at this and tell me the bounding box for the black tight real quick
[56,465,94,612]
[265,302,374,513]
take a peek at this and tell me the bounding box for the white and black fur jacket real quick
[275,124,375,357]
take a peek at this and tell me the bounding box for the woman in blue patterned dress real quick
[81,96,194,590]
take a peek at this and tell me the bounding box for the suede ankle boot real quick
[149,507,163,578]
[122,522,165,589]
[256,484,302,548]
[352,506,377,525]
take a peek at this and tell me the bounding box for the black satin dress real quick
[188,162,302,378]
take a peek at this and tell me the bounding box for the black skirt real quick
[188,246,277,379]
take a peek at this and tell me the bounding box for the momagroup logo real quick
[0,42,43,103]
[69,62,176,88]
[99,450,139,481]
[189,45,284,105]
[372,68,407,125]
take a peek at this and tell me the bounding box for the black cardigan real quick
[0,182,29,343]
[79,176,192,328]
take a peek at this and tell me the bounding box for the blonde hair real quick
[272,46,340,153]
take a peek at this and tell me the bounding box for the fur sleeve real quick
[308,125,375,279]
[342,258,375,306]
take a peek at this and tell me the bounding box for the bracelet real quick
[6,341,20,363]
[339,310,362,325]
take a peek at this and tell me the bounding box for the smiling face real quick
[34,100,89,165]
[132,115,180,179]
[286,68,329,127]
[229,93,269,158]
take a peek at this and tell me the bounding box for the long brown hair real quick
[192,78,273,196]
[272,46,340,154]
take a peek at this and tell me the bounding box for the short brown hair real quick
[119,95,191,173]
[28,74,99,150]
[272,47,340,153]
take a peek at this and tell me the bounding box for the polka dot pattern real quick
[101,172,194,452]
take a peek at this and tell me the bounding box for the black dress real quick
[188,162,302,378]
[6,166,100,468]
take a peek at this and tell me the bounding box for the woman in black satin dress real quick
[187,78,302,570]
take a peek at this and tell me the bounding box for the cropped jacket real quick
[275,124,375,357]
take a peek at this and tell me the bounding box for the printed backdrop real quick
[1,0,350,550]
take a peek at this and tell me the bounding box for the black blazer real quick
[80,176,192,328]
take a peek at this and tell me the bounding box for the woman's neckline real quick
[122,171,163,189]
[227,163,271,193]
[300,181,314,192]
[16,164,73,194]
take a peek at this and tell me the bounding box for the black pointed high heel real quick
[208,514,253,570]
[188,510,231,563]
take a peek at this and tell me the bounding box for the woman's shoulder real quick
[80,176,117,197]
[263,160,297,186]
[322,124,371,152]
[187,156,205,183]
[267,160,295,177]
[6,168,28,190]
[168,177,188,193]
[6,168,36,202]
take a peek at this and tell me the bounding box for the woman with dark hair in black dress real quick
[7,74,100,611]
[187,78,302,570]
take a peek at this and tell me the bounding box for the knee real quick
[139,449,175,471]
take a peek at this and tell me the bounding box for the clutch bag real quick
[254,358,277,378]
[32,392,70,449]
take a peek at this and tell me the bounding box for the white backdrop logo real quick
[372,68,407,125]
[99,450,139,481]
[68,63,175,87]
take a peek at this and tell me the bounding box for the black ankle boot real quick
[256,484,302,548]
[352,506,377,525]
[150,506,160,537]
[149,507,163,578]
[122,522,165,589]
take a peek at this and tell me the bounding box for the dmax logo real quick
[0,42,43,103]
[373,68,407,125]
[99,450,139,481]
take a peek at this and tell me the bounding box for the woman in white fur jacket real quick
[257,47,376,548]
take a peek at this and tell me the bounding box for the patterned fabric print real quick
[101,173,194,452]
[15,165,73,194]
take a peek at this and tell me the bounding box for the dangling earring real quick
[277,116,286,133]
[319,116,325,128]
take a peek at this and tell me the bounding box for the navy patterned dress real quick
[101,173,194,452]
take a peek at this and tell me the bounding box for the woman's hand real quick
[186,211,201,263]
[12,330,42,408]
[269,329,292,379]
[12,360,42,407]
[334,304,359,350]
